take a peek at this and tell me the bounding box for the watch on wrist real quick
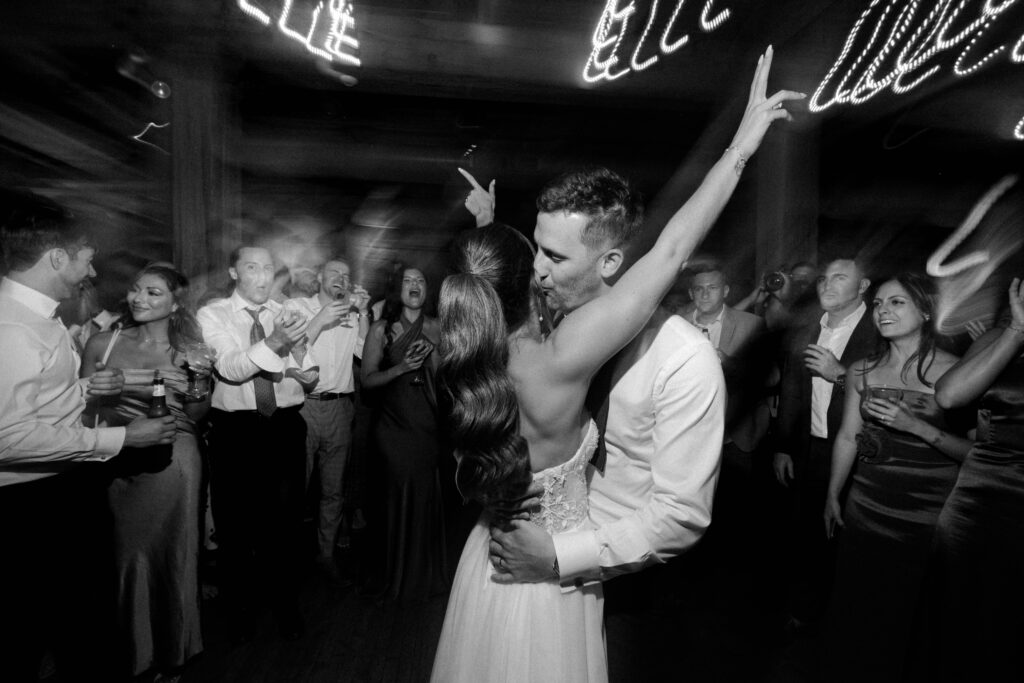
[834,374,846,390]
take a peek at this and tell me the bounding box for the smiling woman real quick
[822,272,972,683]
[80,262,209,679]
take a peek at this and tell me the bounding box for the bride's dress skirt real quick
[431,421,606,683]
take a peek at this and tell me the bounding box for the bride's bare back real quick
[509,329,593,473]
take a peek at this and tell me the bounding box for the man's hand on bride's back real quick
[484,481,543,523]
[489,519,558,584]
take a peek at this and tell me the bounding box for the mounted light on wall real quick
[117,51,171,99]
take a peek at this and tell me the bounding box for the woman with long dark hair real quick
[361,264,450,600]
[821,272,970,682]
[81,262,209,680]
[431,51,799,681]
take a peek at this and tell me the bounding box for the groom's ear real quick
[599,248,624,279]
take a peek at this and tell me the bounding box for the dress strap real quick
[100,327,122,366]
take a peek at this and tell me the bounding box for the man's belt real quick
[306,391,351,401]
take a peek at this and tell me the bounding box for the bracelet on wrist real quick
[724,146,748,176]
[1009,322,1024,336]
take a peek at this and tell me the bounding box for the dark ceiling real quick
[2,0,1023,299]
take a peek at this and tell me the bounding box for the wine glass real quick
[409,340,433,386]
[185,342,216,399]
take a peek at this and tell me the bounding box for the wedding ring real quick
[498,557,506,570]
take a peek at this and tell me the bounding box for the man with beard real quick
[285,257,370,581]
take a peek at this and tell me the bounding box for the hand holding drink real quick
[185,342,217,400]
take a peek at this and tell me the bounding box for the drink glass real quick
[864,385,903,425]
[865,385,904,405]
[409,340,433,386]
[334,284,359,313]
[185,342,216,399]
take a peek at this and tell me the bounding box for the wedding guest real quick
[361,265,450,601]
[196,245,314,641]
[81,262,210,680]
[286,257,370,581]
[822,273,969,682]
[773,257,876,633]
[929,275,1024,682]
[0,194,175,681]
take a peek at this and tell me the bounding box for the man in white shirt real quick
[773,257,875,632]
[0,197,175,681]
[286,257,369,579]
[197,245,312,641]
[488,168,725,679]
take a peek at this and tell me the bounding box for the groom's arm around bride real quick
[489,308,724,588]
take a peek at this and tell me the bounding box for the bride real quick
[431,49,799,682]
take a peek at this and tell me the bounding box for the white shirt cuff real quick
[553,528,601,589]
[247,340,286,373]
[93,426,127,460]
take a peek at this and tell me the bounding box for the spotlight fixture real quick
[117,50,171,99]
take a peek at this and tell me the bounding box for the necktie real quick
[246,307,278,417]
[700,326,710,340]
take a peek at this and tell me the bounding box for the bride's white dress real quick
[430,420,606,683]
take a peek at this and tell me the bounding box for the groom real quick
[489,167,725,680]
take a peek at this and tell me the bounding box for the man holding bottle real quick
[0,193,176,681]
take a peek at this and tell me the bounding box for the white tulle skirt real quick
[430,517,606,683]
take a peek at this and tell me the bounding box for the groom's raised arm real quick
[554,339,724,587]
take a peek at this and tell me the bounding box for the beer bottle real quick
[147,370,173,465]
[149,370,171,418]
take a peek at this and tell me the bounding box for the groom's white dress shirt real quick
[553,308,725,586]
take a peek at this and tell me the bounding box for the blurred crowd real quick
[1,184,1023,683]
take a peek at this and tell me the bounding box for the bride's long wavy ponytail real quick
[438,225,537,505]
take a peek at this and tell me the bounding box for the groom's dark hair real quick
[536,167,644,251]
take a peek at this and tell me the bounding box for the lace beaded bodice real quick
[528,420,599,535]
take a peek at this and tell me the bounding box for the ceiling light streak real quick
[811,0,1023,139]
[584,0,732,83]
[237,0,360,69]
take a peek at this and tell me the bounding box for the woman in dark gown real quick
[822,273,971,683]
[81,263,209,680]
[361,266,450,601]
[929,276,1024,682]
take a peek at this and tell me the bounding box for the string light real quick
[1016,114,1024,138]
[630,0,662,72]
[237,0,271,26]
[700,0,730,32]
[1010,32,1024,61]
[811,0,1023,139]
[238,0,360,69]
[660,0,691,54]
[584,0,733,83]
[583,0,637,83]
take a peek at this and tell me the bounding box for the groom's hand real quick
[489,520,557,584]
[484,481,543,522]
